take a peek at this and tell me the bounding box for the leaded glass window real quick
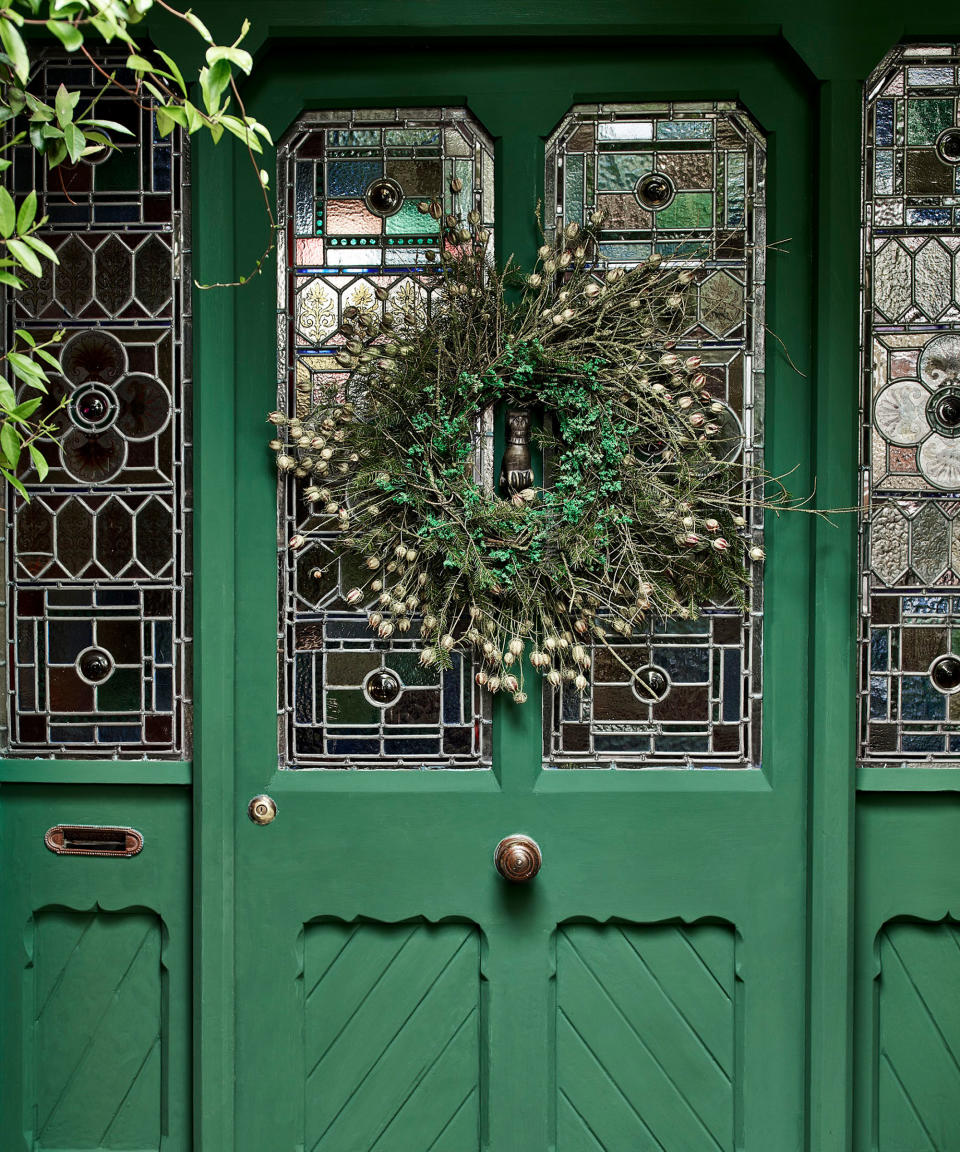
[543,103,766,768]
[860,45,960,761]
[277,109,494,768]
[2,52,191,758]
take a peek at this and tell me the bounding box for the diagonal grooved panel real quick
[557,922,736,1152]
[304,920,481,1152]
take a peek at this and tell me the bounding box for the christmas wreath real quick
[269,194,774,702]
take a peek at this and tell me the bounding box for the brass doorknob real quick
[248,795,277,825]
[494,835,542,882]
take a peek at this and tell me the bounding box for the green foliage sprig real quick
[269,195,778,701]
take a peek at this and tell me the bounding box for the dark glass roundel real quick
[632,664,671,702]
[61,329,127,385]
[61,427,126,484]
[363,669,403,706]
[76,646,114,684]
[635,172,676,211]
[937,127,960,164]
[927,388,960,438]
[70,383,119,433]
[364,177,404,218]
[930,654,960,693]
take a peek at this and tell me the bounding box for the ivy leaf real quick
[0,186,15,238]
[45,19,83,51]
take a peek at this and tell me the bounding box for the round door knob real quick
[494,835,542,883]
[248,795,277,825]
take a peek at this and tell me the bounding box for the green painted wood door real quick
[221,36,816,1152]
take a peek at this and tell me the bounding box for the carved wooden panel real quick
[556,922,736,1151]
[32,908,162,1150]
[877,918,960,1151]
[303,920,481,1151]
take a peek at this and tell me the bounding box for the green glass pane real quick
[326,689,379,724]
[326,652,379,685]
[384,201,441,235]
[384,129,441,147]
[96,668,141,711]
[657,192,713,229]
[386,651,440,686]
[565,153,584,225]
[95,148,140,191]
[907,99,954,145]
[597,153,652,192]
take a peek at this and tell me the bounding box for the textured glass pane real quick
[861,45,960,762]
[277,108,494,768]
[543,102,766,768]
[2,51,191,757]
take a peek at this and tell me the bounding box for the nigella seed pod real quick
[546,669,562,686]
[440,634,455,651]
[345,587,363,605]
[713,538,729,551]
[503,652,516,666]
[468,209,481,226]
[704,518,720,532]
[276,454,296,471]
[370,579,383,592]
[559,251,572,268]
[659,353,679,368]
[482,640,495,656]
[369,612,383,627]
[397,619,412,633]
[487,676,502,693]
[405,549,417,563]
[422,614,438,632]
[691,373,707,389]
[544,636,558,651]
[527,273,543,287]
[267,411,287,425]
[530,651,549,668]
[378,621,395,639]
[683,533,700,545]
[450,177,463,193]
[678,395,694,409]
[571,644,586,664]
[503,675,519,694]
[574,246,586,260]
[475,671,489,686]
[574,674,588,692]
[564,222,579,238]
[544,259,557,274]
[509,638,524,657]
[749,546,766,562]
[681,516,695,530]
[584,281,601,298]
[268,439,283,450]
[733,515,747,527]
[666,294,683,309]
[365,556,381,569]
[689,413,705,427]
[513,692,528,704]
[324,502,339,515]
[289,534,306,549]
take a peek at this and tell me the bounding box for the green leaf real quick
[45,19,83,51]
[9,397,41,420]
[16,189,36,233]
[182,101,203,134]
[5,238,42,277]
[6,350,45,380]
[21,234,59,264]
[155,105,189,137]
[64,122,85,164]
[184,9,215,43]
[0,17,29,84]
[28,443,49,481]
[54,83,79,127]
[32,347,62,370]
[79,117,134,136]
[0,271,25,289]
[1,421,21,468]
[126,53,155,74]
[1,467,29,500]
[221,114,262,152]
[0,185,14,238]
[206,44,252,75]
[199,58,230,115]
[155,50,187,96]
[14,328,35,347]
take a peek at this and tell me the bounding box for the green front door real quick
[223,37,815,1152]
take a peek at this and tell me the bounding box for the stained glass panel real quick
[277,109,494,768]
[861,46,960,761]
[543,103,766,768]
[1,51,191,758]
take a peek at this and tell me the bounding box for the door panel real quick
[228,35,814,1152]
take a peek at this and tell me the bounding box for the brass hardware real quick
[499,408,534,497]
[44,825,143,858]
[248,794,277,825]
[494,834,542,882]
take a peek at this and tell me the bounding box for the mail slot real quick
[44,825,144,858]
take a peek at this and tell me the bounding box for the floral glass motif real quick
[861,45,960,761]
[543,103,766,767]
[278,109,494,768]
[2,51,191,757]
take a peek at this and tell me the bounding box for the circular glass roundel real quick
[930,653,960,694]
[61,426,126,484]
[70,383,119,433]
[635,172,676,211]
[61,329,127,385]
[76,646,114,684]
[114,374,171,439]
[632,664,671,703]
[936,127,960,164]
[873,379,929,446]
[364,177,405,218]
[926,388,960,438]
[363,669,403,706]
